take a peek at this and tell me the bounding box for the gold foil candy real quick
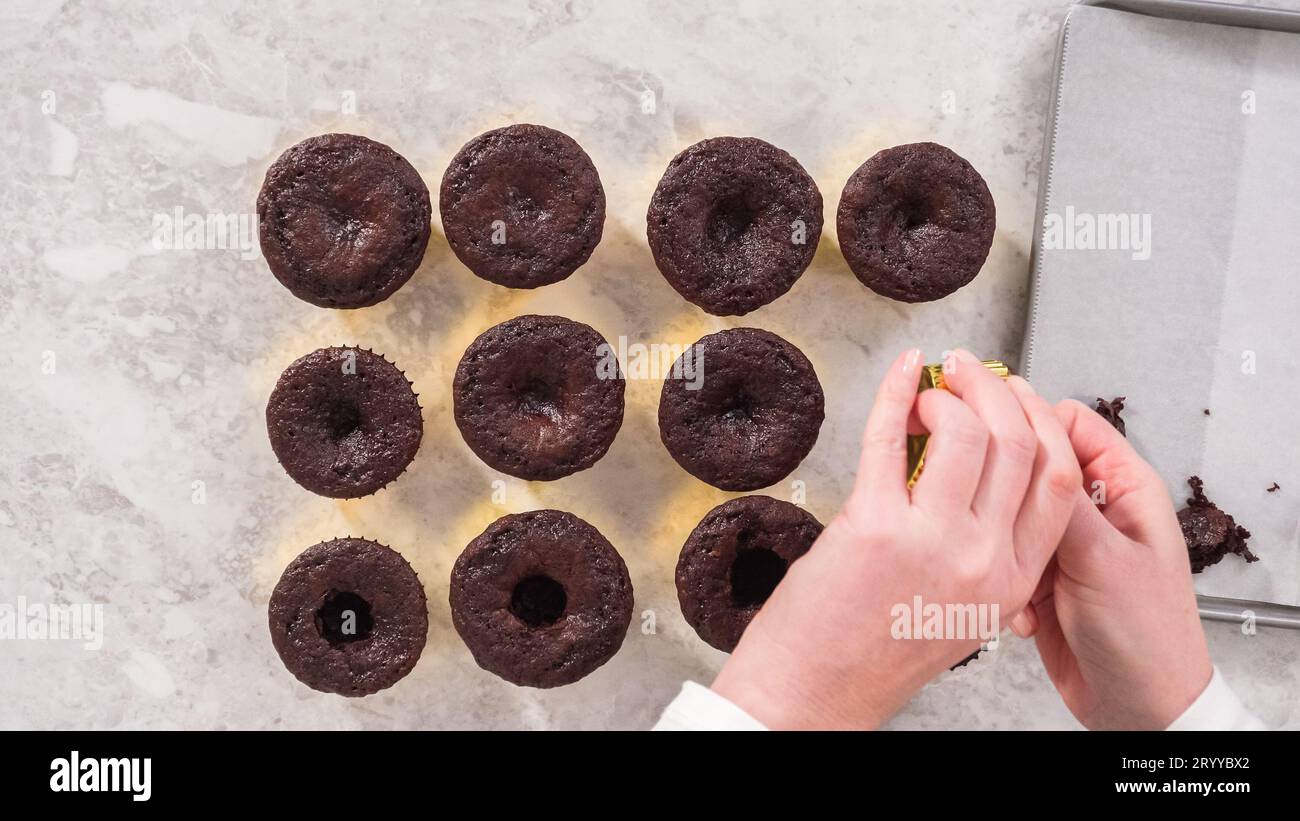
[906,359,1011,488]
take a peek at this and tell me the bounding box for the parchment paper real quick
[1023,4,1300,607]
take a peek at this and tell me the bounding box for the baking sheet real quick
[1022,2,1300,609]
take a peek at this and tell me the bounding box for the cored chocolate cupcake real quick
[452,315,624,481]
[836,142,994,302]
[658,328,824,491]
[439,124,605,288]
[266,346,422,498]
[647,137,823,316]
[450,510,633,688]
[268,537,428,696]
[676,496,823,652]
[257,133,431,308]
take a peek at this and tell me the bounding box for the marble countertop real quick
[2,0,1296,730]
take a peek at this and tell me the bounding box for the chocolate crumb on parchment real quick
[1203,409,1211,416]
[1094,396,1126,436]
[1177,476,1258,573]
[1267,482,1280,492]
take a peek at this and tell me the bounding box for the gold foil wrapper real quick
[906,359,1011,488]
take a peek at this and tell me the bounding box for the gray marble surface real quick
[1,0,1296,730]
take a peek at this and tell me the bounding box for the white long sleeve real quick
[1166,666,1265,731]
[652,681,767,731]
[652,666,1264,730]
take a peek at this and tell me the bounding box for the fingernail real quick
[954,348,978,363]
[942,348,959,374]
[1009,375,1037,395]
[1008,613,1029,639]
[902,348,922,375]
[1009,611,1033,637]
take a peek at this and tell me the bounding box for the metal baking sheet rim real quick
[1021,0,1300,630]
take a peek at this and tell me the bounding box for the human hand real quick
[1012,400,1212,730]
[711,348,1081,729]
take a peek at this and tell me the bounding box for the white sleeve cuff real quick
[652,681,769,731]
[1166,666,1265,731]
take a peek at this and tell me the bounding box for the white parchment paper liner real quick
[1024,4,1300,607]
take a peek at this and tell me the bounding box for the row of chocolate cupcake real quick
[258,127,995,315]
[270,491,823,697]
[266,324,823,496]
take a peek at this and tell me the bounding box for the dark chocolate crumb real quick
[1177,476,1258,573]
[1095,396,1126,437]
[1267,482,1280,493]
[1203,409,1211,416]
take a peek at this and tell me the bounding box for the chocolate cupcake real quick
[450,510,633,688]
[439,124,605,288]
[647,137,823,316]
[659,328,824,491]
[676,496,823,652]
[269,537,428,697]
[453,315,624,481]
[836,142,994,303]
[266,346,422,498]
[258,133,431,309]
